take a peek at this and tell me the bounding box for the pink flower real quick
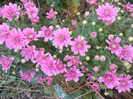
[71,35,91,56]
[85,68,89,72]
[0,55,14,73]
[30,16,39,24]
[81,65,85,70]
[123,2,133,12]
[71,20,77,25]
[116,74,133,93]
[38,26,53,42]
[94,55,100,60]
[20,70,34,82]
[20,45,37,63]
[34,48,45,67]
[21,10,26,16]
[46,9,56,19]
[106,37,122,55]
[131,12,133,18]
[46,76,53,85]
[96,3,119,23]
[109,64,117,72]
[0,23,9,45]
[90,32,97,38]
[27,7,38,18]
[24,1,36,9]
[41,55,56,76]
[90,82,100,91]
[5,28,24,52]
[23,28,38,45]
[54,59,66,74]
[100,56,106,61]
[86,0,97,5]
[98,71,120,89]
[119,45,133,63]
[0,7,3,17]
[87,74,94,81]
[2,2,20,21]
[37,76,45,83]
[108,34,114,40]
[93,66,99,72]
[64,67,83,82]
[52,28,71,50]
[65,56,82,67]
[20,0,27,3]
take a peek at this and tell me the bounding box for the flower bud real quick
[104,92,109,96]
[92,76,96,80]
[128,37,133,42]
[92,22,96,26]
[123,61,129,66]
[59,50,63,53]
[117,2,122,6]
[108,34,114,40]
[98,28,103,32]
[86,56,90,61]
[93,66,99,72]
[119,33,123,37]
[56,25,60,28]
[96,46,100,49]
[80,36,85,41]
[126,64,131,69]
[85,68,89,72]
[120,10,124,14]
[36,68,40,72]
[85,11,90,16]
[131,24,133,28]
[69,31,72,35]
[100,56,106,61]
[71,20,77,25]
[81,65,85,70]
[3,80,6,83]
[12,71,16,75]
[114,0,119,3]
[53,55,57,58]
[131,13,133,18]
[55,11,58,15]
[101,0,105,3]
[94,55,100,60]
[77,12,80,15]
[21,58,26,63]
[62,20,65,22]
[82,20,87,25]
[117,16,121,21]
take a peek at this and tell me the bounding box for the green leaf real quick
[74,0,79,3]
[53,91,59,98]
[44,90,52,94]
[19,63,29,73]
[53,84,73,99]
[0,89,9,97]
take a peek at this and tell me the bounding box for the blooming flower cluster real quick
[0,1,133,95]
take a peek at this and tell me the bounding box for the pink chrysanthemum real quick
[20,70,34,82]
[20,0,27,4]
[0,7,3,17]
[106,37,122,55]
[64,55,82,67]
[5,28,24,52]
[46,76,53,85]
[37,76,45,83]
[46,9,56,19]
[54,59,66,74]
[24,1,36,9]
[23,28,38,45]
[52,28,71,50]
[27,7,38,18]
[0,23,9,45]
[64,67,83,82]
[123,2,133,12]
[86,0,97,5]
[2,2,20,21]
[109,64,117,73]
[41,55,56,76]
[0,55,14,73]
[90,32,97,38]
[38,26,53,42]
[98,71,120,89]
[30,16,39,24]
[20,45,37,63]
[87,74,94,81]
[71,35,91,56]
[116,74,133,93]
[90,82,100,91]
[119,45,133,63]
[96,3,119,23]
